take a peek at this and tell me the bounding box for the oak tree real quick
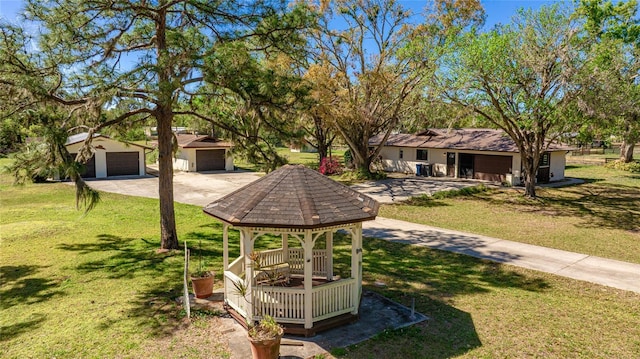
[439,4,583,198]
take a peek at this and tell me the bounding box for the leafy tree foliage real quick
[305,0,484,177]
[439,4,583,198]
[575,0,640,162]
[0,0,314,249]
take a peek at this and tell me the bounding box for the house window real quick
[399,149,404,159]
[416,149,428,161]
[540,152,550,167]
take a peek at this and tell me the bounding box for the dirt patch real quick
[129,314,231,359]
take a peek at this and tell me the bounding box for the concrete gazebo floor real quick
[181,288,428,359]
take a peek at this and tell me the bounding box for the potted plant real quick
[247,315,284,359]
[190,240,214,299]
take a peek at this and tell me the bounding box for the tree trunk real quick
[155,6,178,250]
[619,141,635,163]
[521,151,538,198]
[619,116,638,163]
[157,109,179,250]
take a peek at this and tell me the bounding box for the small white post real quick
[183,241,191,319]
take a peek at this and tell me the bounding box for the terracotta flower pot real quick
[190,271,214,299]
[248,334,282,359]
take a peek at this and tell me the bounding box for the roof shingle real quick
[370,128,573,152]
[203,165,379,229]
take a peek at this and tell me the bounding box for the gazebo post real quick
[326,231,334,281]
[222,223,229,271]
[350,224,363,315]
[241,228,254,322]
[303,230,314,329]
[282,233,289,263]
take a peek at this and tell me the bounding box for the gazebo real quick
[203,164,379,335]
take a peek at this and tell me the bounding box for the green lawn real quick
[1,161,639,358]
[233,147,346,171]
[381,164,640,264]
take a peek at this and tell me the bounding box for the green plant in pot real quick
[190,239,214,299]
[247,315,284,359]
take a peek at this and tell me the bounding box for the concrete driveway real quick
[351,176,489,204]
[84,170,263,207]
[84,170,487,206]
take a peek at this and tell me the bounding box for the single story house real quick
[370,129,573,185]
[65,133,150,178]
[173,134,234,172]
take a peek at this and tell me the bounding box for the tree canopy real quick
[0,0,315,249]
[575,0,640,162]
[438,4,584,197]
[304,0,484,176]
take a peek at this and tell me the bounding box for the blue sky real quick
[1,0,564,27]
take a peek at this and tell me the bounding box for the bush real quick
[343,149,353,168]
[318,156,343,175]
[431,184,490,199]
[604,159,640,173]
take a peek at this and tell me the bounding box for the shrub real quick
[604,159,640,173]
[319,156,343,175]
[431,184,490,199]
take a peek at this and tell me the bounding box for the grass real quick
[1,160,640,358]
[340,238,640,358]
[233,147,346,171]
[0,161,234,358]
[381,164,640,264]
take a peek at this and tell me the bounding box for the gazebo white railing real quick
[224,247,357,326]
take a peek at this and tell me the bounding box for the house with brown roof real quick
[370,129,573,185]
[65,133,151,178]
[173,134,234,172]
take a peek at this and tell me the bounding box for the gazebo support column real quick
[326,231,334,281]
[303,230,314,329]
[222,224,229,271]
[241,228,254,322]
[351,224,363,315]
[282,233,289,263]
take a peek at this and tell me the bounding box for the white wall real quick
[548,151,567,182]
[378,145,568,184]
[66,137,146,178]
[378,146,451,176]
[175,148,196,172]
[172,148,234,172]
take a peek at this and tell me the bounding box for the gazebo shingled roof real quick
[203,164,379,229]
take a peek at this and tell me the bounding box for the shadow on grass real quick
[536,182,640,231]
[55,225,229,338]
[0,265,67,310]
[456,180,639,232]
[0,265,64,342]
[328,234,550,358]
[0,313,47,342]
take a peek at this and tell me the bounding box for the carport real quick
[459,153,512,182]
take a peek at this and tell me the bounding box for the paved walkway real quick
[363,217,640,294]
